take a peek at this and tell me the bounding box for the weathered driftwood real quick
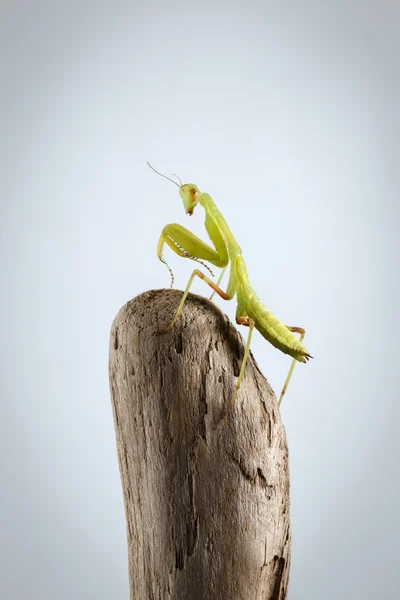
[109,289,291,600]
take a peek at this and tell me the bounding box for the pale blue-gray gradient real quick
[1,1,399,598]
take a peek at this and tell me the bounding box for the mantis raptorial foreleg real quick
[278,327,306,406]
[158,221,228,282]
[157,223,223,287]
[157,221,229,330]
[161,269,232,332]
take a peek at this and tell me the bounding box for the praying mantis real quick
[148,163,312,421]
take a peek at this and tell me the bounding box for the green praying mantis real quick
[148,162,312,421]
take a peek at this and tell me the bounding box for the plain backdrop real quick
[1,1,399,599]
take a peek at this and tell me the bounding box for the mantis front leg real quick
[157,222,230,330]
[157,223,228,287]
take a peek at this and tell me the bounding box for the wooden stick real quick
[109,289,291,599]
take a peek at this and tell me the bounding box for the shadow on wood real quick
[109,289,291,600]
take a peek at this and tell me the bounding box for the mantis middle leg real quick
[161,269,232,332]
[209,266,227,300]
[278,327,307,407]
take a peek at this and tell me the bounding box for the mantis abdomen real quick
[235,256,310,363]
[246,299,309,362]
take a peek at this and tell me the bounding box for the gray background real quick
[1,1,399,598]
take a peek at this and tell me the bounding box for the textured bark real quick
[109,289,291,600]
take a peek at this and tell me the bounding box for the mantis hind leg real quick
[223,316,255,425]
[160,269,232,333]
[278,327,306,407]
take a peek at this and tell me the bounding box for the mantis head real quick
[147,162,199,216]
[179,184,199,216]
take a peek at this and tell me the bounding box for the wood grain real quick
[109,289,291,599]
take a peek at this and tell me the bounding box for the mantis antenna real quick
[172,173,183,187]
[147,162,181,188]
